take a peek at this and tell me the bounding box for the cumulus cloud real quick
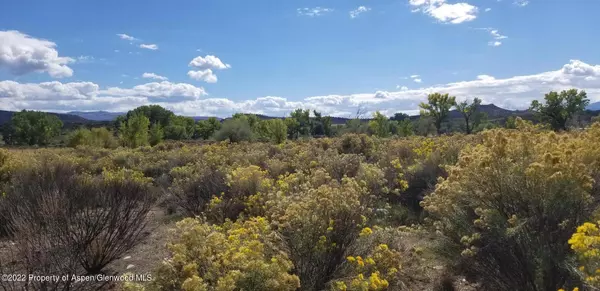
[3,60,600,118]
[297,7,334,17]
[0,30,74,78]
[187,69,218,83]
[477,74,495,81]
[142,72,168,81]
[188,55,230,83]
[409,0,478,24]
[140,44,158,50]
[189,55,231,70]
[350,6,371,18]
[0,81,206,112]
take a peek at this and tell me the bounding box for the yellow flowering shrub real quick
[148,217,300,291]
[569,221,600,288]
[421,126,600,290]
[267,175,373,290]
[336,243,401,291]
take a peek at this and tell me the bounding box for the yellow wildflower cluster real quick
[569,221,600,287]
[337,243,402,291]
[147,217,300,291]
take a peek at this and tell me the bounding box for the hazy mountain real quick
[68,111,218,122]
[68,111,125,121]
[587,102,600,111]
[0,110,89,125]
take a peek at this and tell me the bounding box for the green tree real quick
[394,119,414,137]
[232,113,261,129]
[455,97,482,134]
[149,123,164,146]
[289,109,311,138]
[265,119,288,144]
[3,110,63,146]
[119,113,150,148]
[505,116,517,129]
[122,105,175,128]
[311,110,333,137]
[195,117,222,140]
[284,117,300,139]
[164,116,195,140]
[419,93,457,135]
[368,111,391,137]
[391,112,410,122]
[530,89,589,131]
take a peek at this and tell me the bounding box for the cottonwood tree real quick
[119,113,150,147]
[195,117,222,140]
[2,110,63,146]
[530,89,589,131]
[455,97,482,134]
[419,93,456,135]
[368,111,391,138]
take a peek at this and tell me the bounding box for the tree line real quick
[0,88,591,147]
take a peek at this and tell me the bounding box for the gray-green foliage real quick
[213,118,254,143]
[67,127,118,148]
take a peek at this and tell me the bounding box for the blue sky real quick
[1,0,599,117]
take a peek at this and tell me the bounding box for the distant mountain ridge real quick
[67,111,218,122]
[587,102,600,111]
[68,111,125,121]
[0,110,89,125]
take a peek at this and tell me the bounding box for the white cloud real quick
[397,85,409,90]
[477,74,495,81]
[297,7,334,17]
[114,49,120,53]
[410,0,478,24]
[490,29,507,40]
[188,55,230,83]
[350,6,371,18]
[140,44,158,50]
[189,55,231,70]
[410,75,422,83]
[476,27,507,47]
[142,72,168,81]
[187,69,218,83]
[485,8,491,12]
[117,34,138,41]
[0,30,74,78]
[4,60,600,118]
[514,0,529,7]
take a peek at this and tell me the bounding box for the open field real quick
[2,121,600,290]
